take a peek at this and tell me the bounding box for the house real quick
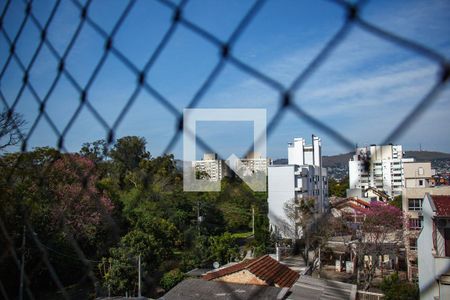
[346,186,391,202]
[164,255,357,300]
[161,278,286,300]
[203,255,299,288]
[331,197,369,230]
[418,194,450,300]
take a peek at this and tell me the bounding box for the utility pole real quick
[197,200,200,233]
[19,225,26,300]
[138,254,141,297]
[252,206,255,235]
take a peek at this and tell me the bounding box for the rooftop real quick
[288,276,357,300]
[431,195,450,217]
[161,278,286,300]
[203,255,300,288]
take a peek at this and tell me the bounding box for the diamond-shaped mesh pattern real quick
[1,0,449,298]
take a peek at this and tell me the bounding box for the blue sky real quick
[1,0,450,159]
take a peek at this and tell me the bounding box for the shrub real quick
[160,269,185,291]
[380,273,419,300]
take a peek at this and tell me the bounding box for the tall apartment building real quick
[239,152,270,176]
[268,136,328,238]
[193,152,269,182]
[193,153,227,182]
[348,144,414,198]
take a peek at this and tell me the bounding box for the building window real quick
[408,198,422,211]
[410,238,417,251]
[409,218,422,230]
[419,179,424,186]
[445,228,450,257]
[418,167,424,175]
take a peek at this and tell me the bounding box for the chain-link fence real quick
[1,0,449,299]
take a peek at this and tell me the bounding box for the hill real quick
[404,151,450,161]
[273,150,450,168]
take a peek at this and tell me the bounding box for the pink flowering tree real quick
[356,201,404,290]
[49,154,114,242]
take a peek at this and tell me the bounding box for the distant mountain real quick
[322,153,353,167]
[273,154,354,168]
[273,150,450,168]
[404,151,450,161]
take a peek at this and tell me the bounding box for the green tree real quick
[328,176,349,197]
[160,269,185,291]
[390,195,402,210]
[110,136,150,188]
[98,217,179,295]
[80,139,109,163]
[209,232,240,265]
[380,273,419,300]
[110,136,150,171]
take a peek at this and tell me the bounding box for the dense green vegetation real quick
[328,176,349,197]
[0,136,270,298]
[380,273,419,300]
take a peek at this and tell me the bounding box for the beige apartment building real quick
[403,182,450,281]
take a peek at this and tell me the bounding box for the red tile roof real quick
[202,255,299,288]
[432,195,450,217]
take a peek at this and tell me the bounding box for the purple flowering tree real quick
[356,201,404,290]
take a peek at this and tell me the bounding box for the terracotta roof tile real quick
[432,195,450,217]
[203,255,299,288]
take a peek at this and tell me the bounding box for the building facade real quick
[268,136,328,238]
[418,194,450,300]
[402,185,450,281]
[193,153,228,182]
[348,144,415,198]
[239,152,270,176]
[404,161,433,188]
[193,152,270,182]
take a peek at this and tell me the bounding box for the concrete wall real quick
[418,194,439,300]
[404,162,432,188]
[213,270,267,286]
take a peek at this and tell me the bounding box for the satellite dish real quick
[213,261,220,269]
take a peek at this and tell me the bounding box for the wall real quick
[213,270,267,286]
[418,194,439,300]
[268,165,296,238]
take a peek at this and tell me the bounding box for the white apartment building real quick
[348,144,414,198]
[193,153,227,182]
[268,136,328,239]
[193,152,269,182]
[239,152,270,176]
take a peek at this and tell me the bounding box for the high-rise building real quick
[268,135,328,238]
[193,153,227,182]
[348,144,413,198]
[239,152,270,176]
[193,152,269,182]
